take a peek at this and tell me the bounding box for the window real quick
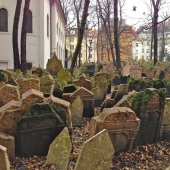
[70,45,74,50]
[142,55,144,59]
[147,49,149,53]
[89,47,92,51]
[147,42,149,46]
[26,10,32,33]
[89,54,92,58]
[89,40,92,44]
[80,53,82,57]
[136,43,138,47]
[0,8,8,32]
[102,53,106,58]
[70,30,75,34]
[47,15,49,37]
[70,37,74,42]
[142,49,144,53]
[136,50,138,54]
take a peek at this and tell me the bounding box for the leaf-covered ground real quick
[11,117,170,170]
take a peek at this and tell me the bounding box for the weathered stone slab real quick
[92,87,105,107]
[0,145,10,170]
[57,69,72,83]
[71,96,84,126]
[89,107,140,153]
[123,65,130,76]
[129,64,142,79]
[74,129,114,170]
[0,133,15,160]
[47,127,72,170]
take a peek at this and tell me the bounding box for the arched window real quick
[47,14,49,37]
[0,8,8,32]
[26,10,32,33]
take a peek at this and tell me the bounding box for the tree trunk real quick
[12,0,22,70]
[114,0,121,69]
[21,0,30,71]
[70,0,90,75]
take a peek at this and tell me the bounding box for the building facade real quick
[0,0,66,70]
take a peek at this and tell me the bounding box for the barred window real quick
[0,8,8,32]
[47,15,49,37]
[26,10,32,33]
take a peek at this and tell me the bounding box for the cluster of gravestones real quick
[0,55,170,169]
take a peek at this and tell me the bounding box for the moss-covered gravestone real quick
[57,69,72,83]
[131,88,167,146]
[46,52,63,76]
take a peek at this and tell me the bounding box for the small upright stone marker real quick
[74,129,114,170]
[0,145,10,170]
[47,127,72,170]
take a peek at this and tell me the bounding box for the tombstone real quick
[74,76,92,91]
[131,88,166,146]
[0,70,5,82]
[0,81,5,88]
[159,70,165,80]
[87,63,95,77]
[114,84,128,104]
[70,87,94,118]
[15,103,66,157]
[151,79,164,89]
[7,77,20,89]
[165,80,170,98]
[71,96,84,126]
[39,74,54,94]
[21,78,40,94]
[121,76,128,84]
[94,72,111,93]
[122,65,130,76]
[46,52,63,76]
[0,133,15,161]
[100,98,115,112]
[57,69,72,84]
[0,145,10,170]
[162,98,170,140]
[164,73,170,81]
[47,127,72,170]
[0,84,20,107]
[92,87,105,107]
[63,84,77,93]
[2,93,19,106]
[88,107,140,153]
[74,129,114,170]
[146,70,156,80]
[112,76,121,86]
[129,64,142,79]
[60,81,67,90]
[53,88,63,99]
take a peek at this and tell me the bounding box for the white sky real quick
[123,0,170,29]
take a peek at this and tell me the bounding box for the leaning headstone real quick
[71,96,84,126]
[88,107,140,153]
[0,145,10,170]
[74,129,114,170]
[112,76,121,86]
[0,133,15,161]
[46,52,63,76]
[57,69,72,84]
[47,127,72,170]
[122,65,130,76]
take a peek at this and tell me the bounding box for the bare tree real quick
[12,0,22,70]
[69,0,90,75]
[21,0,30,71]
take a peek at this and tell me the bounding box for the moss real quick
[158,88,167,107]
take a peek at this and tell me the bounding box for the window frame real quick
[26,10,33,33]
[0,8,8,32]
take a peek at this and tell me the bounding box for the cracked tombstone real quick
[0,145,10,170]
[74,129,114,170]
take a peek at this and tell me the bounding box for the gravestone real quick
[74,76,92,91]
[47,127,72,170]
[162,98,170,140]
[46,52,63,76]
[88,107,140,153]
[52,88,63,99]
[112,76,121,86]
[101,98,115,112]
[74,129,114,170]
[122,65,130,76]
[0,133,15,160]
[165,80,170,98]
[146,70,156,80]
[16,103,66,157]
[159,70,165,80]
[21,78,40,94]
[87,63,95,77]
[92,87,105,107]
[131,88,166,146]
[151,79,164,89]
[121,76,128,84]
[70,87,94,118]
[114,84,128,104]
[164,73,170,81]
[71,96,84,126]
[129,64,142,79]
[39,74,54,94]
[94,72,111,93]
[0,81,5,88]
[57,69,72,83]
[63,84,77,93]
[0,145,10,170]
